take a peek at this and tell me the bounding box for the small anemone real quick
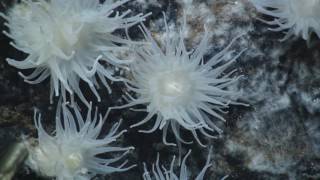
[0,0,149,106]
[26,103,135,180]
[114,14,246,148]
[251,0,320,40]
[142,148,228,180]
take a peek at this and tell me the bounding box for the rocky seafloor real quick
[0,0,320,180]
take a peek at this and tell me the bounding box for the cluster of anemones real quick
[0,0,255,179]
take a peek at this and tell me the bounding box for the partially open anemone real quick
[251,0,320,40]
[0,0,149,106]
[142,148,219,180]
[26,103,135,180]
[119,15,245,147]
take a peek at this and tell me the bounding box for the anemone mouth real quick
[152,69,194,108]
[52,22,88,61]
[290,0,320,18]
[64,152,84,173]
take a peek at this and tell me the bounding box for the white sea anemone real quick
[26,103,135,180]
[0,0,148,106]
[251,0,320,40]
[142,148,223,180]
[119,16,245,147]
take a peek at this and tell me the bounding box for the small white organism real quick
[26,103,135,180]
[251,0,320,40]
[121,15,245,147]
[0,0,148,106]
[142,148,227,180]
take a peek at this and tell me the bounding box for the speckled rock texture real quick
[0,0,320,180]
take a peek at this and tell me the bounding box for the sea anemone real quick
[119,15,245,147]
[251,0,320,40]
[142,148,223,180]
[26,103,135,180]
[0,0,148,106]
